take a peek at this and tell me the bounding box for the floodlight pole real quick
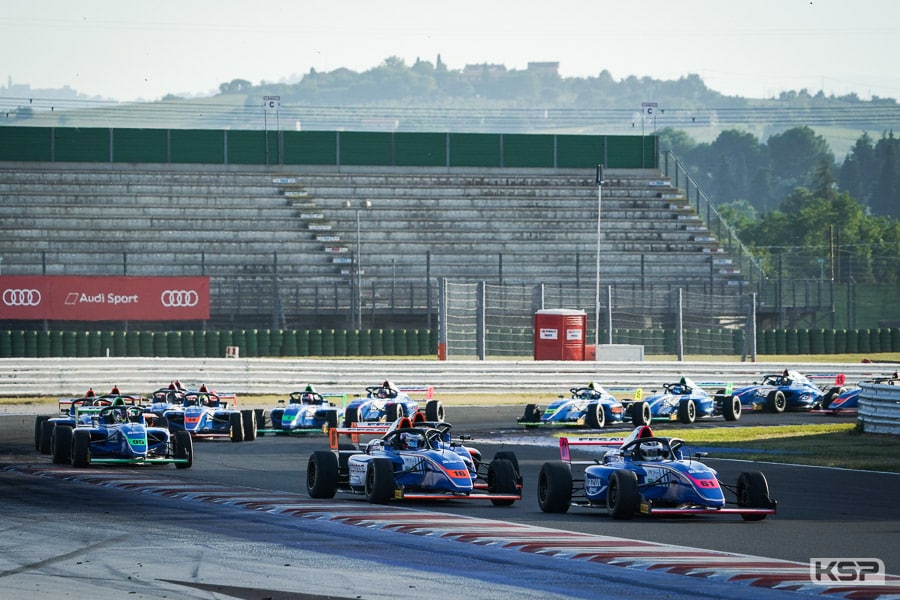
[594,165,604,348]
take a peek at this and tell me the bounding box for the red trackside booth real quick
[533,309,586,361]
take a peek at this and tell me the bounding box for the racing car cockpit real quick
[384,428,431,451]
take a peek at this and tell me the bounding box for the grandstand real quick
[0,128,748,332]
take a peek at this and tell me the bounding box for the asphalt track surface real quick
[1,406,899,599]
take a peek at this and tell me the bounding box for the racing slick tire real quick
[585,403,606,429]
[518,403,542,425]
[173,430,193,469]
[342,406,359,428]
[493,450,520,477]
[737,471,772,521]
[306,451,339,499]
[385,403,404,422]
[51,425,73,464]
[723,395,742,421]
[425,399,445,422]
[631,401,651,426]
[34,416,49,451]
[364,458,395,504]
[487,458,518,506]
[677,399,697,424]
[241,410,257,441]
[71,429,91,467]
[607,469,640,519]
[537,461,572,513]
[39,418,55,455]
[767,390,787,413]
[254,409,267,436]
[821,386,846,410]
[229,412,245,443]
[324,410,339,430]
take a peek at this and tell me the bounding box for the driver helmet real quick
[400,431,420,450]
[640,441,665,461]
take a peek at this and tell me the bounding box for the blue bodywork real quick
[260,386,345,434]
[62,405,191,468]
[729,369,826,412]
[537,426,776,520]
[162,390,250,441]
[626,377,740,425]
[518,383,624,429]
[342,381,427,426]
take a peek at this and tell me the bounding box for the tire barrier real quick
[0,327,894,358]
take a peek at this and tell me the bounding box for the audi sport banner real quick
[0,276,209,321]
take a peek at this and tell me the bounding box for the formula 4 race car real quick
[306,416,521,505]
[537,425,776,520]
[721,369,842,413]
[518,382,624,429]
[255,384,346,435]
[35,388,143,454]
[625,377,741,425]
[162,388,256,442]
[342,380,445,426]
[812,372,899,416]
[50,404,193,469]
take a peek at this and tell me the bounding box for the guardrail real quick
[0,357,892,398]
[859,382,900,435]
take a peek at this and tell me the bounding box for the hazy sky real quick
[2,0,897,102]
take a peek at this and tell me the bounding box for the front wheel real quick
[425,400,445,422]
[307,451,339,499]
[241,410,257,441]
[723,395,741,421]
[342,406,359,428]
[364,459,395,504]
[677,399,696,424]
[487,458,518,506]
[34,416,49,451]
[537,462,572,513]
[737,471,772,521]
[767,391,786,413]
[51,425,73,464]
[631,401,651,426]
[173,430,193,469]
[71,429,91,467]
[229,412,245,442]
[607,470,640,519]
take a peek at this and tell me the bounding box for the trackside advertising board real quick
[0,276,209,321]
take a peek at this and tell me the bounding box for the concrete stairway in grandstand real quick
[0,163,744,295]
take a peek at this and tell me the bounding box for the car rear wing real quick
[558,436,624,463]
[328,423,391,449]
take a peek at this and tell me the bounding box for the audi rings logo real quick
[160,290,199,308]
[3,288,42,307]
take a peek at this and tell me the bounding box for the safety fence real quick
[0,328,438,359]
[859,382,900,435]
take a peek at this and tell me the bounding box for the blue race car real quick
[36,388,143,455]
[256,384,345,435]
[162,388,257,442]
[813,372,898,416]
[306,417,520,505]
[626,376,741,425]
[725,369,833,413]
[342,380,445,426]
[51,404,193,469]
[518,382,624,429]
[536,425,776,520]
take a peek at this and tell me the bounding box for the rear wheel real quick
[173,430,193,469]
[241,410,257,441]
[737,471,772,521]
[307,451,339,499]
[607,470,640,519]
[518,403,541,424]
[677,399,697,424]
[767,391,786,413]
[385,404,404,422]
[51,425,73,464]
[487,458,518,506]
[364,458,395,504]
[324,410,339,430]
[631,401,650,426]
[821,387,845,410]
[71,429,91,467]
[229,412,245,442]
[492,451,520,477]
[723,395,741,421]
[342,406,359,428]
[425,400,445,422]
[585,403,606,429]
[34,416,49,451]
[39,419,55,455]
[254,408,267,436]
[537,461,572,513]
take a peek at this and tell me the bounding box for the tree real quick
[766,126,834,198]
